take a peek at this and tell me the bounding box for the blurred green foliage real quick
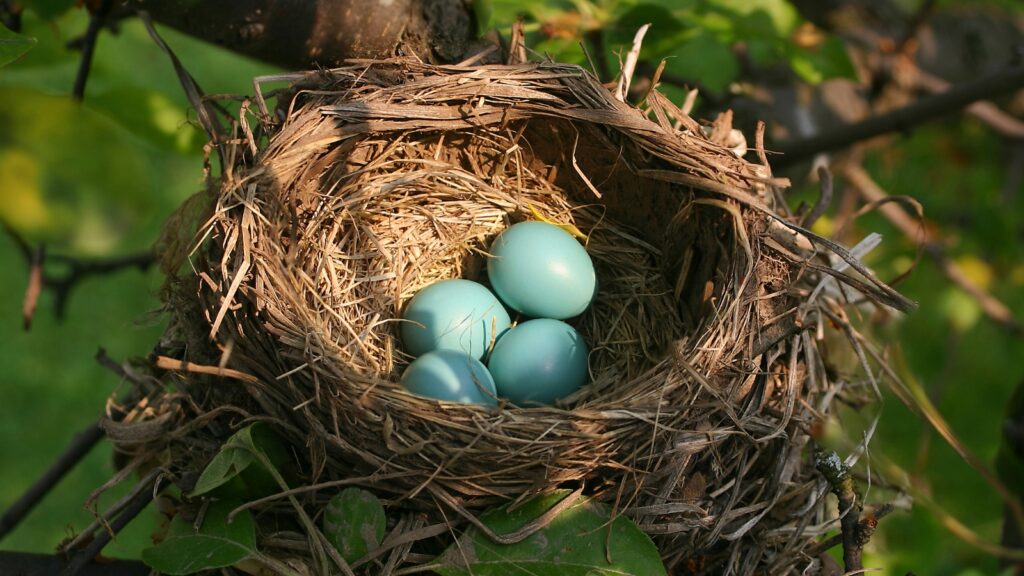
[479,0,855,91]
[0,6,276,559]
[1,1,1021,574]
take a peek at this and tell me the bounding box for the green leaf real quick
[786,36,857,85]
[323,487,387,564]
[191,440,257,497]
[705,0,799,38]
[604,4,685,62]
[141,499,257,575]
[0,26,36,69]
[434,491,666,576]
[191,422,289,497]
[662,29,739,93]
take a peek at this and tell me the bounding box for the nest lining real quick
[145,56,911,574]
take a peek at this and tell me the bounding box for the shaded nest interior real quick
[128,54,913,574]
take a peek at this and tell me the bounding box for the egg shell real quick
[487,221,597,319]
[487,319,589,405]
[401,279,511,360]
[400,350,498,406]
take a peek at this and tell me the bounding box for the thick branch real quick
[0,423,104,541]
[64,483,156,576]
[0,552,148,576]
[775,65,1024,167]
[129,0,476,68]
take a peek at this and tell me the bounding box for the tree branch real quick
[72,0,116,100]
[774,65,1024,167]
[0,423,104,542]
[2,221,155,328]
[809,502,899,557]
[815,449,865,573]
[63,481,157,576]
[129,0,477,68]
[0,552,148,576]
[0,351,139,542]
[844,163,1024,337]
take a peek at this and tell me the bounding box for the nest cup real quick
[156,55,909,573]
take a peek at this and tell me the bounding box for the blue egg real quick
[401,279,511,360]
[487,221,596,319]
[487,319,589,405]
[400,350,498,406]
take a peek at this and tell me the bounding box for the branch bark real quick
[0,423,104,541]
[129,0,476,68]
[0,552,148,576]
[815,449,865,573]
[774,65,1024,167]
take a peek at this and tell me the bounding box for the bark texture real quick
[131,0,475,68]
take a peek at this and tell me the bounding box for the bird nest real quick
[127,51,912,575]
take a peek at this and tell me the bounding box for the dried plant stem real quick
[844,162,1024,336]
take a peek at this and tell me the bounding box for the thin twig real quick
[814,449,864,573]
[802,165,834,228]
[63,478,159,576]
[584,29,610,81]
[2,219,155,327]
[775,65,1024,167]
[72,0,115,100]
[614,24,649,102]
[808,502,899,556]
[843,163,1024,336]
[634,61,725,108]
[152,354,260,383]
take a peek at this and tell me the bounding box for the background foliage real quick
[1,1,1022,574]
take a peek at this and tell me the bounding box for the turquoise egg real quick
[401,279,511,360]
[487,221,596,319]
[400,350,498,406]
[487,319,589,405]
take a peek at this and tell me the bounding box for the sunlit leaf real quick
[662,29,738,93]
[142,499,257,575]
[191,422,291,498]
[0,26,36,68]
[604,3,684,54]
[705,0,799,37]
[87,87,204,154]
[434,491,666,576]
[786,36,857,84]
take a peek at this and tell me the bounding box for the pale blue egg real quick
[400,350,498,406]
[401,279,511,360]
[487,221,596,319]
[487,319,589,405]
